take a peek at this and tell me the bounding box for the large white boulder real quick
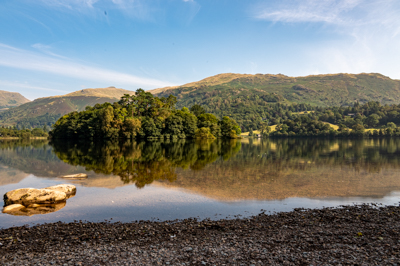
[3,184,76,206]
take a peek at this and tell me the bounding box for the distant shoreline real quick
[0,137,48,140]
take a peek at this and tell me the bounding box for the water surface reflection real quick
[0,138,400,227]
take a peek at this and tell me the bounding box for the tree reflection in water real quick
[3,138,400,195]
[2,138,400,200]
[50,139,241,188]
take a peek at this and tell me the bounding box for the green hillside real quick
[152,73,400,106]
[151,73,400,131]
[0,87,135,128]
[0,90,30,109]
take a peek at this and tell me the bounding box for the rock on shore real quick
[2,184,75,216]
[0,204,399,265]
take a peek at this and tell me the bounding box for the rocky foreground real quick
[0,204,399,265]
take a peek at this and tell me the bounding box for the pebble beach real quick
[1,204,399,265]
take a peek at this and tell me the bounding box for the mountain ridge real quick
[0,90,30,109]
[150,72,400,106]
[151,72,400,107]
[0,87,136,128]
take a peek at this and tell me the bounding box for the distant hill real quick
[0,90,30,109]
[151,73,400,131]
[0,87,135,128]
[151,73,400,106]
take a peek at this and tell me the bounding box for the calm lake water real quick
[1,138,400,228]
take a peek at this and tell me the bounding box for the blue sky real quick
[1,0,400,100]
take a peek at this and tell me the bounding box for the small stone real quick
[61,173,88,179]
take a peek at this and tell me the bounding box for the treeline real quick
[208,101,314,133]
[157,86,314,132]
[15,113,60,129]
[269,101,400,138]
[50,89,241,140]
[312,101,400,129]
[0,126,48,139]
[0,109,58,130]
[271,118,400,138]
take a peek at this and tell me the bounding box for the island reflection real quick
[51,139,241,188]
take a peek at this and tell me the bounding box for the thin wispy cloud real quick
[253,0,400,79]
[0,80,69,100]
[255,0,362,25]
[36,0,199,22]
[254,0,400,33]
[39,0,99,9]
[38,0,153,20]
[0,80,69,93]
[110,0,156,21]
[182,0,200,25]
[0,43,174,89]
[31,43,69,59]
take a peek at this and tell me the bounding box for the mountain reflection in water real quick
[1,138,400,201]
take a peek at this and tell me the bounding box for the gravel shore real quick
[1,204,399,265]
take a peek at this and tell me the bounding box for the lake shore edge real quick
[1,204,399,265]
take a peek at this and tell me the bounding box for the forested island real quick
[49,89,241,140]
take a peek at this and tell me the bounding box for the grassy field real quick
[322,122,339,130]
[241,125,277,136]
[292,111,314,115]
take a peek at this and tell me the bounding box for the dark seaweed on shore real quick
[1,204,400,265]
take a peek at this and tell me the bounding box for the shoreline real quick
[0,137,48,140]
[1,204,399,265]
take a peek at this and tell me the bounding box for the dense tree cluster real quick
[271,116,336,137]
[156,85,314,132]
[0,126,48,139]
[0,110,59,129]
[313,101,400,129]
[50,89,241,140]
[267,101,400,138]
